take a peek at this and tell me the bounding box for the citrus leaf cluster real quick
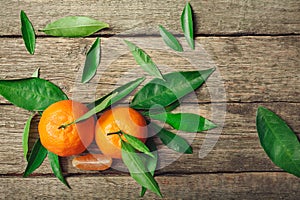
[0,2,219,198]
[121,140,162,197]
[20,12,108,84]
[123,3,194,81]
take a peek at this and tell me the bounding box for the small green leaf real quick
[87,77,145,109]
[74,92,116,123]
[22,114,34,161]
[150,112,217,132]
[81,37,101,83]
[32,68,40,78]
[256,106,300,177]
[150,123,192,154]
[23,139,48,177]
[124,40,164,80]
[181,3,194,49]
[40,16,109,37]
[48,152,71,188]
[61,92,117,128]
[0,78,68,111]
[158,25,183,52]
[131,68,214,109]
[123,132,154,158]
[121,140,162,197]
[140,138,158,197]
[20,10,36,54]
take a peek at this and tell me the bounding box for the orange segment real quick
[72,154,112,171]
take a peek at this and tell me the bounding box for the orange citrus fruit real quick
[38,100,94,157]
[95,106,148,159]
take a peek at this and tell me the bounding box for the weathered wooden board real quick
[1,0,299,199]
[0,0,299,36]
[0,172,299,199]
[0,102,298,174]
[0,36,299,104]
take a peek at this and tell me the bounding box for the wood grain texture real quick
[1,1,299,199]
[0,0,299,36]
[0,173,299,199]
[0,36,299,104]
[0,102,299,174]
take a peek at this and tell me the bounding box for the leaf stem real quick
[107,130,122,136]
[58,122,74,129]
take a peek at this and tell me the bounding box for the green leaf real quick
[164,100,180,112]
[23,139,48,177]
[124,40,164,80]
[40,16,109,37]
[158,25,183,52]
[141,100,180,116]
[32,68,40,78]
[22,114,34,161]
[0,78,68,111]
[150,112,217,132]
[140,138,158,197]
[48,152,71,188]
[144,139,158,174]
[20,10,36,55]
[81,37,101,83]
[256,106,300,177]
[62,92,117,128]
[121,140,162,197]
[123,132,154,158]
[131,68,215,109]
[181,3,194,49]
[74,92,116,123]
[150,123,192,154]
[87,77,145,109]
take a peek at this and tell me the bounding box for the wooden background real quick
[0,0,299,199]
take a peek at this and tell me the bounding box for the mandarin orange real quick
[38,100,94,157]
[95,106,148,159]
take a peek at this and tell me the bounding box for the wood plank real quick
[0,36,299,104]
[0,0,299,36]
[0,172,299,199]
[0,102,298,174]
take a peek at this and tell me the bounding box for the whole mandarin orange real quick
[95,106,148,159]
[38,100,94,157]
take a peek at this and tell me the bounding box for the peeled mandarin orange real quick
[72,154,112,171]
[38,100,94,157]
[95,106,148,159]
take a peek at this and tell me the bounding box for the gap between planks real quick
[1,33,300,39]
[0,170,288,178]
